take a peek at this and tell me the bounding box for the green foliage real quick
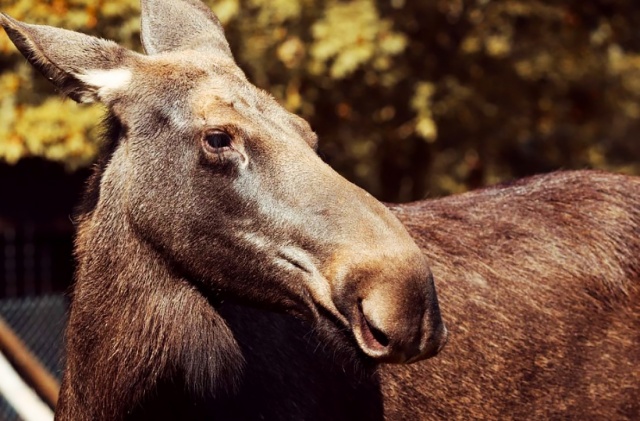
[2,0,640,199]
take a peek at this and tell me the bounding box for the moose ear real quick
[140,0,233,59]
[0,13,134,104]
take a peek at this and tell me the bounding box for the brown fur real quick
[385,171,640,420]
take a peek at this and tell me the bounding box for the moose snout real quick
[333,256,447,364]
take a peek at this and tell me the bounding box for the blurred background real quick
[1,0,640,419]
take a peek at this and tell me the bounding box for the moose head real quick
[0,0,446,366]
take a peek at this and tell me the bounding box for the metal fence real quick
[0,295,67,421]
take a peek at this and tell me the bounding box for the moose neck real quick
[60,121,244,418]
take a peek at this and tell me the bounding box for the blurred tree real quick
[1,0,640,201]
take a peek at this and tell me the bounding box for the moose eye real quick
[204,131,232,150]
[201,128,247,168]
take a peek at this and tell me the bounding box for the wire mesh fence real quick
[0,295,67,421]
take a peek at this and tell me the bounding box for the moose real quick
[2,0,638,419]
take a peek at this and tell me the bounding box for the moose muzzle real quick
[330,250,448,364]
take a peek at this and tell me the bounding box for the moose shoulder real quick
[383,171,640,419]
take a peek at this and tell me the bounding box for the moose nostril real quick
[357,299,390,349]
[365,316,390,348]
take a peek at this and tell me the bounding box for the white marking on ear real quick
[76,68,132,101]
